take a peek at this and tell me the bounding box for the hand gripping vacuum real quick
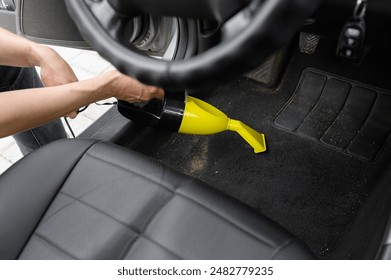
[118,94,266,154]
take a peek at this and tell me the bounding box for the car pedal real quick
[299,32,321,55]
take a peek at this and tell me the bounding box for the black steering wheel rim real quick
[65,0,319,89]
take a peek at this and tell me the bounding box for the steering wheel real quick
[65,0,319,89]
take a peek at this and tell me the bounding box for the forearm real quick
[0,71,116,138]
[0,27,50,67]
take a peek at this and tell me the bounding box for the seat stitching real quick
[269,238,295,260]
[58,179,146,216]
[84,153,276,248]
[137,236,183,260]
[40,193,79,223]
[141,195,175,235]
[62,151,276,255]
[129,165,183,259]
[48,152,173,224]
[119,236,140,260]
[122,236,183,260]
[85,153,178,194]
[140,198,181,257]
[43,179,140,224]
[44,152,173,214]
[60,192,141,235]
[52,158,182,259]
[58,192,183,259]
[16,140,101,259]
[140,166,175,233]
[33,233,77,260]
[176,191,276,248]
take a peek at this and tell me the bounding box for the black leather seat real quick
[0,139,313,259]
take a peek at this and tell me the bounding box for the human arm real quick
[0,27,80,118]
[0,70,164,138]
[0,27,78,87]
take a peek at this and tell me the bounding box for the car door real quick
[1,0,88,48]
[0,0,16,32]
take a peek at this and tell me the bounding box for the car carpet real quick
[274,68,391,162]
[125,39,391,259]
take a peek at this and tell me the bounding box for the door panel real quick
[17,0,89,48]
[0,0,16,32]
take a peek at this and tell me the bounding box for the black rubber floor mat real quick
[274,68,391,161]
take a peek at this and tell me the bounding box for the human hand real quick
[35,46,78,87]
[35,46,79,118]
[105,70,165,103]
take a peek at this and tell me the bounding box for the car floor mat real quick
[274,68,391,161]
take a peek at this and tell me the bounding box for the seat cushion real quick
[0,139,314,259]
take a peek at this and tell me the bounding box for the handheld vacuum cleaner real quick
[118,93,267,154]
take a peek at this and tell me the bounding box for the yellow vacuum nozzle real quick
[227,119,267,154]
[179,97,267,154]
